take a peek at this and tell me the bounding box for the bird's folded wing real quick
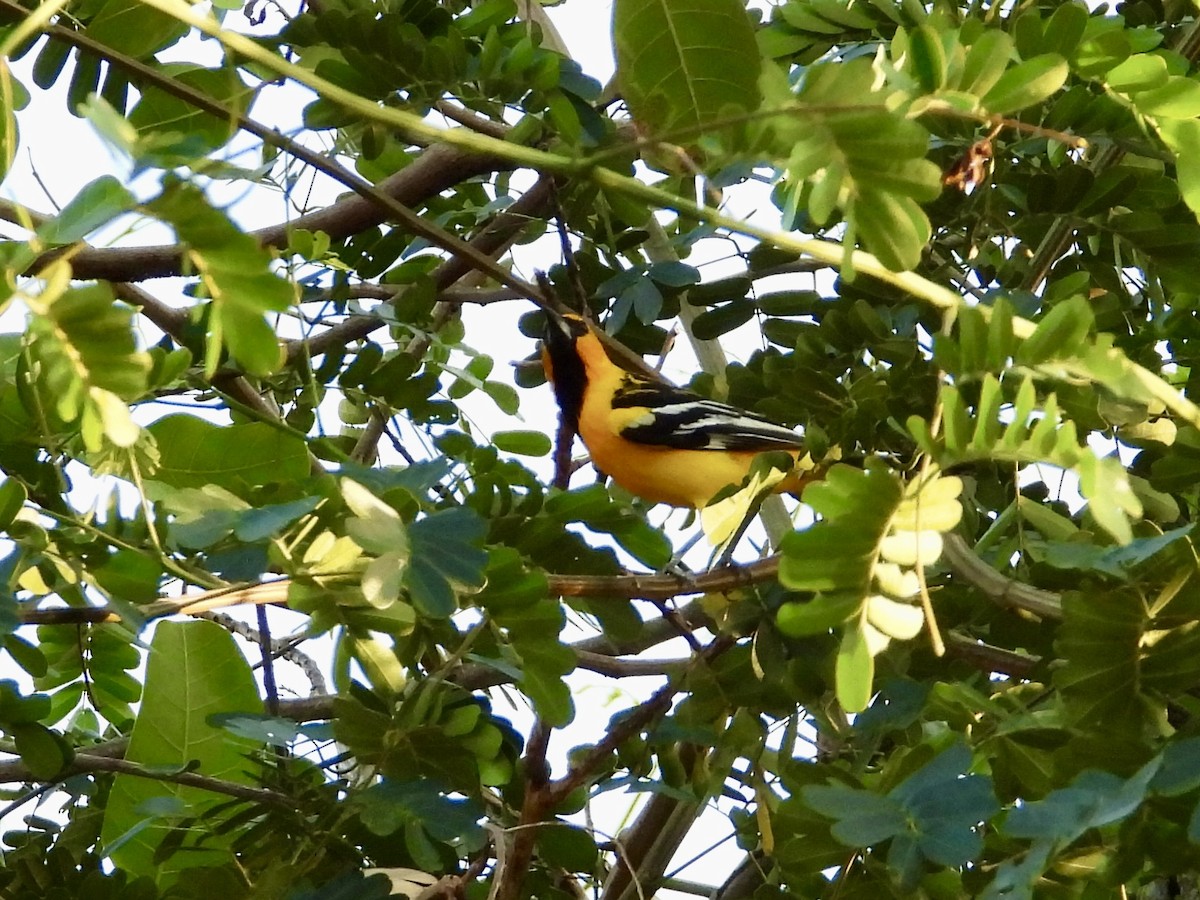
[612,380,804,451]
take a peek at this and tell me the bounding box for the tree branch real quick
[942,533,1063,620]
[601,791,702,900]
[284,175,556,363]
[17,557,779,627]
[44,752,295,807]
[58,142,512,283]
[0,1,532,290]
[943,632,1040,678]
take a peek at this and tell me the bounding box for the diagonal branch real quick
[64,144,507,282]
[286,176,557,363]
[942,533,1063,620]
[0,0,541,300]
[45,752,294,807]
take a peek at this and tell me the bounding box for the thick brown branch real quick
[61,144,509,283]
[112,281,189,336]
[548,634,733,805]
[602,792,702,900]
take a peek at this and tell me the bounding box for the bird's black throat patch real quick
[543,321,587,432]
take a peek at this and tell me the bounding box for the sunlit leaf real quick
[101,620,261,884]
[614,0,761,138]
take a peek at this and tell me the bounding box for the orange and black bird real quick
[540,309,823,509]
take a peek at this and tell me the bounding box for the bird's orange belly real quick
[580,423,801,507]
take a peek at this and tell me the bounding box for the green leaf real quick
[0,477,25,530]
[405,508,488,617]
[12,722,71,779]
[1042,2,1089,58]
[803,783,906,845]
[492,430,551,456]
[129,65,251,152]
[1152,737,1200,797]
[908,25,948,92]
[779,465,903,594]
[1105,54,1169,92]
[836,625,874,712]
[37,176,136,244]
[26,282,151,450]
[691,300,755,339]
[85,0,188,58]
[1158,119,1200,219]
[852,189,932,272]
[1053,591,1145,733]
[476,548,574,726]
[356,779,485,851]
[889,742,997,869]
[1016,295,1094,365]
[647,261,701,286]
[613,0,762,138]
[1135,76,1200,118]
[960,30,1015,98]
[1006,763,1158,842]
[93,549,163,604]
[483,381,520,415]
[147,415,310,490]
[100,620,261,884]
[776,593,863,636]
[148,181,293,377]
[233,496,322,542]
[536,822,597,870]
[1018,495,1078,541]
[981,54,1068,115]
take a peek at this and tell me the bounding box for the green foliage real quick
[778,465,962,710]
[147,180,293,377]
[9,0,1200,897]
[147,415,310,490]
[613,0,762,139]
[100,620,262,884]
[803,741,997,888]
[25,278,150,451]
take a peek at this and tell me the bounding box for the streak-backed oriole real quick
[541,310,823,508]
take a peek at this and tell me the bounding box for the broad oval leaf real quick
[100,620,261,884]
[147,414,310,489]
[613,0,762,139]
[492,429,552,456]
[1135,76,1200,119]
[1105,54,1169,93]
[981,54,1068,115]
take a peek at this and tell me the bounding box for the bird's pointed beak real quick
[542,306,574,347]
[541,307,588,356]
